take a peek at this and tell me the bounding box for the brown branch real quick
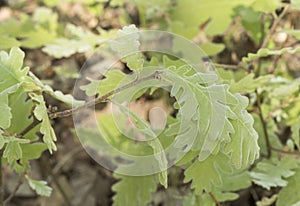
[18,117,41,137]
[271,147,300,155]
[208,192,221,206]
[49,70,163,119]
[260,4,290,49]
[255,90,272,158]
[212,63,249,71]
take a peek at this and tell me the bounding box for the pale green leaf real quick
[291,0,300,10]
[242,47,300,62]
[164,65,237,160]
[0,36,21,50]
[251,0,281,12]
[256,194,278,206]
[113,101,168,188]
[291,123,300,149]
[200,42,225,56]
[0,92,11,129]
[229,73,272,93]
[224,94,260,169]
[42,24,107,58]
[80,70,126,96]
[170,0,254,36]
[26,176,52,197]
[184,153,232,194]
[112,174,157,206]
[110,25,144,71]
[3,137,30,163]
[277,168,300,206]
[30,93,57,153]
[250,158,300,190]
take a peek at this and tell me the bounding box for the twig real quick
[255,90,272,158]
[271,147,300,155]
[208,192,221,206]
[3,175,24,205]
[18,117,41,137]
[49,70,163,119]
[212,63,248,71]
[260,4,290,49]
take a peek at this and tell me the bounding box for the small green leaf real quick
[242,47,300,62]
[112,174,157,206]
[224,94,260,169]
[30,93,57,153]
[200,42,225,56]
[184,153,232,194]
[251,0,281,12]
[229,73,272,94]
[277,168,300,206]
[0,92,11,129]
[26,175,52,197]
[291,0,300,10]
[110,25,144,71]
[80,70,126,96]
[3,137,30,163]
[250,158,300,190]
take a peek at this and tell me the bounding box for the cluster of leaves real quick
[1,0,300,205]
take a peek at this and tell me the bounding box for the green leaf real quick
[229,73,272,93]
[242,47,300,62]
[0,36,21,50]
[183,153,232,194]
[0,92,12,129]
[110,25,144,71]
[3,137,30,163]
[291,123,300,149]
[42,24,107,58]
[113,101,168,188]
[170,0,254,36]
[277,168,300,206]
[28,71,84,107]
[291,0,300,10]
[26,175,52,197]
[0,47,34,91]
[80,70,126,96]
[164,65,237,160]
[112,174,157,206]
[224,94,260,169]
[250,158,300,190]
[200,42,225,56]
[30,93,57,153]
[251,0,281,12]
[20,143,47,163]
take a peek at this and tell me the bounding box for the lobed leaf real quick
[26,175,52,197]
[30,93,57,153]
[112,174,157,206]
[250,158,300,190]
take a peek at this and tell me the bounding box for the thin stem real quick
[212,63,248,71]
[3,175,23,205]
[18,118,41,137]
[255,90,271,158]
[271,147,300,155]
[260,4,290,49]
[208,192,221,206]
[49,70,163,119]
